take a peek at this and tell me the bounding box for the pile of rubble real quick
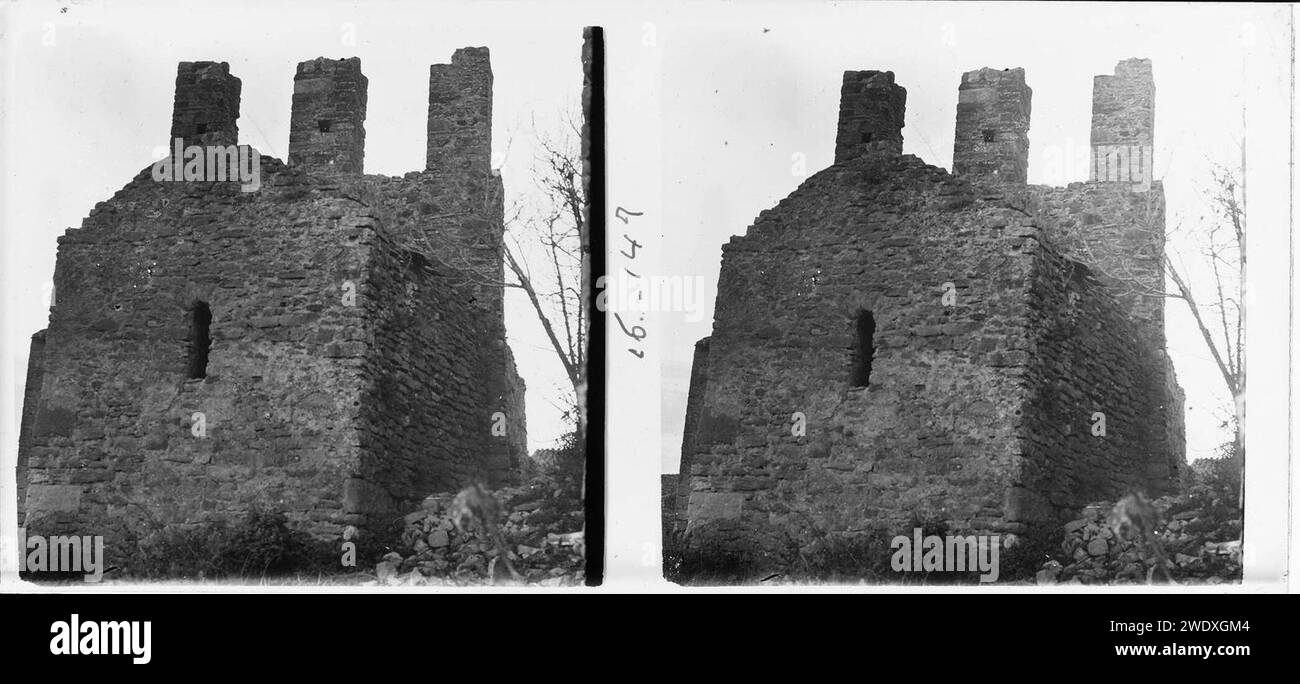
[371,478,585,587]
[1036,496,1242,585]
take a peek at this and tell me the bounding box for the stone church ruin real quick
[17,49,529,568]
[664,59,1185,567]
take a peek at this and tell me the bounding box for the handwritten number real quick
[613,313,647,341]
[615,206,644,224]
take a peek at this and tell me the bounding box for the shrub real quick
[663,533,761,586]
[129,507,338,580]
[996,524,1059,582]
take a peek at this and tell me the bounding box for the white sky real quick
[0,0,593,453]
[649,1,1293,472]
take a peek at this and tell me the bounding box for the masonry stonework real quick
[834,70,906,162]
[668,59,1184,567]
[1090,58,1155,189]
[170,61,241,148]
[288,57,368,175]
[18,51,527,567]
[427,47,493,179]
[953,67,1032,185]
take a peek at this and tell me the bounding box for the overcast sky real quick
[0,0,593,453]
[650,2,1292,472]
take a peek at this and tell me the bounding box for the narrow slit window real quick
[850,309,875,388]
[982,129,997,143]
[318,119,333,133]
[186,301,212,379]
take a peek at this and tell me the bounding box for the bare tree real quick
[1047,161,1245,462]
[503,113,588,445]
[1166,163,1245,460]
[395,111,588,446]
[1047,161,1245,470]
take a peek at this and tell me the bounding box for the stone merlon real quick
[427,47,493,176]
[834,70,906,162]
[289,57,368,175]
[170,61,241,148]
[1090,58,1155,187]
[953,67,1032,185]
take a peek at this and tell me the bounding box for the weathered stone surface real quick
[835,70,906,162]
[1090,58,1155,188]
[1050,494,1241,585]
[378,478,584,586]
[17,51,528,570]
[953,67,1031,184]
[24,484,82,518]
[16,332,45,526]
[170,61,240,148]
[289,57,367,174]
[666,59,1183,570]
[687,492,744,522]
[427,47,492,179]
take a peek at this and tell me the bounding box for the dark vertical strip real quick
[581,26,606,585]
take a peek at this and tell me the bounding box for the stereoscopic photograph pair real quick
[2,1,1289,591]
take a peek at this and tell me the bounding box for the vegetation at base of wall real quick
[1178,451,1242,530]
[666,511,1000,586]
[995,524,1061,582]
[544,430,586,506]
[1027,450,1243,586]
[663,539,762,586]
[124,507,341,580]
